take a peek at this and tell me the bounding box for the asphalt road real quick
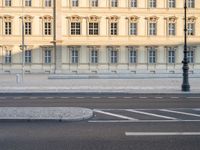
[0,93,200,150]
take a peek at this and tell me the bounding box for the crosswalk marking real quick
[160,109,200,117]
[93,109,138,121]
[126,109,177,120]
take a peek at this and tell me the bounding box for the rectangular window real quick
[130,0,137,8]
[25,0,32,7]
[148,47,156,64]
[5,22,12,35]
[44,49,51,64]
[188,0,195,8]
[5,0,11,7]
[110,22,118,35]
[5,50,12,64]
[110,48,118,64]
[168,48,176,64]
[25,50,32,63]
[149,0,156,8]
[44,22,52,35]
[168,0,176,8]
[187,47,194,63]
[168,23,176,36]
[91,0,98,7]
[111,0,118,7]
[130,23,137,35]
[89,23,99,35]
[45,0,51,7]
[71,48,79,64]
[72,0,79,7]
[129,47,137,64]
[187,23,195,36]
[71,22,81,35]
[90,49,98,64]
[149,23,157,36]
[25,22,32,35]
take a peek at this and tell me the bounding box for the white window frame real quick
[71,47,79,64]
[89,22,99,35]
[187,23,195,36]
[168,23,176,36]
[5,50,12,64]
[167,47,176,64]
[25,22,32,35]
[71,22,81,35]
[111,0,118,7]
[149,0,156,8]
[130,0,137,8]
[72,0,79,7]
[149,22,157,36]
[130,22,137,35]
[187,47,195,64]
[148,47,156,64]
[110,22,118,35]
[5,21,12,35]
[91,0,98,7]
[168,0,176,8]
[5,0,12,7]
[44,21,52,35]
[188,0,195,8]
[90,48,98,64]
[45,0,52,7]
[109,47,118,64]
[44,49,51,64]
[25,0,32,7]
[128,47,137,64]
[25,50,32,64]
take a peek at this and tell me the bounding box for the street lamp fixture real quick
[182,0,190,92]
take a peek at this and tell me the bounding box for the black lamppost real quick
[182,0,190,92]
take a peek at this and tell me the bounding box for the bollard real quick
[16,74,21,84]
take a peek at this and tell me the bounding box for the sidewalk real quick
[0,74,200,93]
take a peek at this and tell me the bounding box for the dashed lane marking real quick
[29,97,38,99]
[186,97,200,99]
[160,109,200,117]
[125,132,200,136]
[126,109,177,120]
[139,97,147,99]
[91,97,101,99]
[93,109,138,121]
[155,97,163,99]
[60,97,69,99]
[123,97,132,99]
[45,97,54,99]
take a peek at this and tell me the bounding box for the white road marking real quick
[194,109,200,111]
[29,97,38,99]
[13,97,22,99]
[126,109,177,120]
[186,97,200,99]
[170,97,179,99]
[93,109,138,120]
[160,109,200,117]
[60,97,69,99]
[123,97,132,99]
[91,97,100,99]
[88,120,200,123]
[155,97,163,99]
[108,97,116,99]
[125,132,200,136]
[45,97,54,99]
[75,97,85,99]
[139,97,147,99]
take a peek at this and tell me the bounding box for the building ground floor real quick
[0,45,200,74]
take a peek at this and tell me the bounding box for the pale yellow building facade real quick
[0,0,200,74]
